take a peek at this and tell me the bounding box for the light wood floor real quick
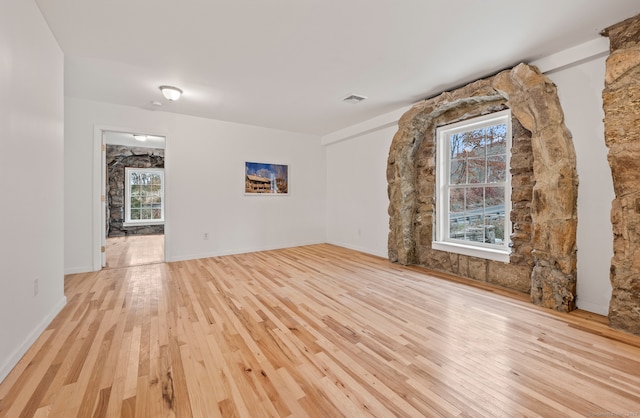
[1,245,640,417]
[106,235,164,269]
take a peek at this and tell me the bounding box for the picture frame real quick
[244,161,289,195]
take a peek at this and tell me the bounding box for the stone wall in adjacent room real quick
[602,14,640,335]
[106,145,165,237]
[387,63,579,312]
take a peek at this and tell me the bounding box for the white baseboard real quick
[64,265,94,275]
[166,240,326,262]
[326,240,388,259]
[0,296,67,384]
[575,299,609,316]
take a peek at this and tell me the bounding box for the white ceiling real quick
[35,0,640,136]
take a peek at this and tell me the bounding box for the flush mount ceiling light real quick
[343,94,367,104]
[133,134,147,141]
[159,85,183,101]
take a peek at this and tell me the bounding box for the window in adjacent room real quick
[433,109,511,262]
[124,167,165,226]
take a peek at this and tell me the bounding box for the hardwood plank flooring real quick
[106,235,164,269]
[1,244,640,417]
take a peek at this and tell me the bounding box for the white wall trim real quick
[166,240,325,263]
[0,296,67,383]
[575,299,609,316]
[64,265,93,275]
[321,105,412,146]
[529,37,609,74]
[321,37,610,146]
[326,239,388,259]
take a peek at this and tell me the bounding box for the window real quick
[433,110,511,262]
[124,167,165,226]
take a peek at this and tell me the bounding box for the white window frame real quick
[124,167,165,227]
[433,109,512,263]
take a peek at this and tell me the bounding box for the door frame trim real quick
[92,125,169,270]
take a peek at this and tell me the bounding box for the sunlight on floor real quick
[105,234,164,268]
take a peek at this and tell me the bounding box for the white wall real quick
[324,46,615,315]
[65,98,325,272]
[547,56,615,315]
[326,126,395,257]
[0,0,66,382]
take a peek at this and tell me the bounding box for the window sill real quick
[432,240,510,263]
[123,221,165,227]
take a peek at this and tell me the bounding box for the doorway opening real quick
[102,131,166,269]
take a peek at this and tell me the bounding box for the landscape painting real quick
[245,161,289,195]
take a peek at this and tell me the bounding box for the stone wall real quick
[387,63,579,312]
[106,145,165,237]
[602,14,640,334]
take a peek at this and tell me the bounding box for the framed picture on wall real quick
[244,161,289,195]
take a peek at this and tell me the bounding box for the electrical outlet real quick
[34,278,39,296]
[203,232,209,240]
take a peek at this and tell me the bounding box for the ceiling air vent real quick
[343,94,367,104]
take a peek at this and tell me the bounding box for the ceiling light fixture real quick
[343,94,367,104]
[133,134,147,141]
[159,85,183,101]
